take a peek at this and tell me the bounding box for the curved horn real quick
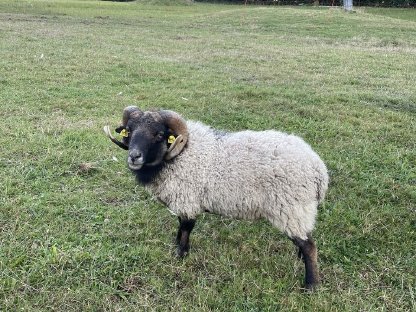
[104,106,142,150]
[103,125,128,150]
[122,106,142,126]
[159,110,188,160]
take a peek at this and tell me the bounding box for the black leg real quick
[292,235,320,291]
[176,217,196,258]
[176,217,182,245]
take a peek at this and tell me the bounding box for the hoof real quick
[176,246,189,258]
[304,282,319,292]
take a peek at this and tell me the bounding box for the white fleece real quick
[146,121,328,240]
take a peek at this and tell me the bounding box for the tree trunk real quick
[343,0,353,11]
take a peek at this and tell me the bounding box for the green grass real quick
[1,1,415,310]
[362,7,416,22]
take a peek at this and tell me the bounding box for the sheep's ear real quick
[115,126,124,134]
[166,134,185,160]
[159,110,188,160]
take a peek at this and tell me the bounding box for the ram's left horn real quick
[159,111,189,160]
[103,125,129,150]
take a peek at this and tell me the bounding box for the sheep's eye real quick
[156,131,164,141]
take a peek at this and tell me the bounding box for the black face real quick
[118,115,170,171]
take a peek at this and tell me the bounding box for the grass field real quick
[1,0,415,310]
[362,7,416,22]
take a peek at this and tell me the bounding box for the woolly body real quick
[144,121,328,240]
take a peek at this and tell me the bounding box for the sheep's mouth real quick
[128,154,163,171]
[128,163,144,171]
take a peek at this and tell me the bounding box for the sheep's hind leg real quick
[176,217,196,258]
[292,235,320,291]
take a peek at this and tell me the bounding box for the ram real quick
[104,106,329,290]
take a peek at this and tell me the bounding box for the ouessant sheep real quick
[104,106,329,290]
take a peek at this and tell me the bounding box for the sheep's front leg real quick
[292,235,320,291]
[176,217,196,258]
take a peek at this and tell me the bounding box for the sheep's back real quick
[148,122,328,230]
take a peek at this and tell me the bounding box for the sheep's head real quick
[104,106,188,170]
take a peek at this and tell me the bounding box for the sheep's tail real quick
[315,171,329,205]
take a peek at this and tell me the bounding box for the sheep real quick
[104,106,329,290]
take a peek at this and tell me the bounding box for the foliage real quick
[351,0,414,7]
[197,0,415,8]
[133,0,195,4]
[101,0,136,3]
[0,0,415,311]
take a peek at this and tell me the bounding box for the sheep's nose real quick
[129,149,142,162]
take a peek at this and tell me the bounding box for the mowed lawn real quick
[0,0,415,310]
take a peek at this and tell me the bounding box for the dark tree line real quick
[196,0,415,7]
[103,0,414,8]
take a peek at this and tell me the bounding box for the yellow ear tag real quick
[120,129,129,138]
[168,135,176,144]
